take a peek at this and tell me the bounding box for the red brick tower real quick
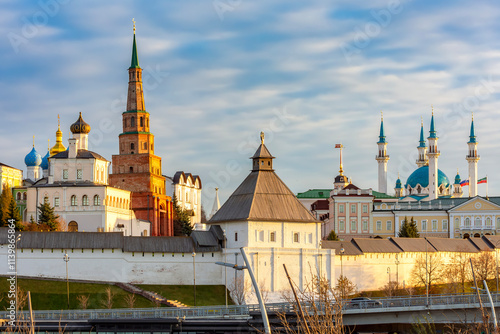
[109,26,173,236]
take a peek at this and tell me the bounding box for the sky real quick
[1,0,500,209]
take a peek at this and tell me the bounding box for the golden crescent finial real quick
[421,116,423,126]
[47,139,50,150]
[472,111,474,121]
[260,131,264,144]
[133,18,136,34]
[431,105,434,115]
[33,135,35,147]
[381,111,383,120]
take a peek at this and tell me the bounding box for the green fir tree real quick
[172,195,193,236]
[7,196,24,231]
[398,216,420,238]
[0,184,13,227]
[37,201,60,231]
[326,230,339,241]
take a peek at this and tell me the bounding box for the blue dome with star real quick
[40,151,50,170]
[25,147,42,167]
[405,166,450,189]
[395,177,402,189]
[454,172,461,185]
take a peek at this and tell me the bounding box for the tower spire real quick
[376,112,389,193]
[429,107,437,138]
[466,114,479,197]
[427,109,440,200]
[378,111,386,143]
[130,19,140,69]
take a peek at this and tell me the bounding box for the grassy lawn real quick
[137,284,234,307]
[0,278,233,311]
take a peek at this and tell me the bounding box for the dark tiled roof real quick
[321,240,363,255]
[352,238,403,253]
[389,237,437,253]
[51,149,107,161]
[251,144,274,159]
[426,238,479,253]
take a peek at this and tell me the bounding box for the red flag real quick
[335,144,342,148]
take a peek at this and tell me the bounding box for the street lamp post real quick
[387,267,391,296]
[340,244,345,300]
[395,254,400,287]
[192,252,196,307]
[63,253,70,309]
[223,230,228,308]
[216,248,270,334]
[15,234,21,323]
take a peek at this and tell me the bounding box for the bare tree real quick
[101,287,115,309]
[445,251,472,293]
[228,275,251,305]
[382,281,399,297]
[411,254,445,293]
[258,279,270,304]
[472,251,496,287]
[279,271,346,334]
[335,275,357,299]
[123,293,136,309]
[76,295,90,310]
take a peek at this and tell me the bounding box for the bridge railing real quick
[2,292,499,321]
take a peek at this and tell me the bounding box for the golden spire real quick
[47,139,50,150]
[381,110,383,120]
[133,18,136,34]
[33,135,35,147]
[431,105,434,115]
[472,111,474,121]
[421,116,423,126]
[50,115,67,156]
[260,131,265,145]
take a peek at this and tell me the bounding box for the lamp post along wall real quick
[63,253,70,309]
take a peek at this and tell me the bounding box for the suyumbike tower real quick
[109,22,173,236]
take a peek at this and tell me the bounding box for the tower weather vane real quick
[133,18,136,34]
[260,131,264,144]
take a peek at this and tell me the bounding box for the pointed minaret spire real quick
[416,117,428,167]
[209,187,221,220]
[466,113,480,197]
[376,112,389,194]
[427,108,440,200]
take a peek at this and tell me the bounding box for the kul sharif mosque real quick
[377,112,482,201]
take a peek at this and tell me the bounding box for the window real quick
[376,221,382,231]
[386,220,392,230]
[235,232,238,241]
[497,217,500,229]
[23,193,27,200]
[54,197,60,207]
[421,220,427,231]
[465,217,470,227]
[308,233,313,243]
[362,204,368,213]
[258,230,264,242]
[362,220,368,231]
[71,195,77,206]
[475,217,481,227]
[339,204,344,213]
[143,142,147,150]
[455,217,460,226]
[82,195,89,206]
[43,196,49,204]
[351,220,356,231]
[63,169,68,180]
[129,167,133,173]
[339,220,345,230]
[432,220,438,231]
[351,204,356,214]
[77,169,82,180]
[140,117,144,127]
[130,143,135,150]
[131,116,135,126]
[270,232,276,242]
[94,195,100,206]
[16,193,21,200]
[442,219,448,230]
[486,217,492,227]
[293,233,299,243]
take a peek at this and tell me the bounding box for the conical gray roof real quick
[210,143,317,224]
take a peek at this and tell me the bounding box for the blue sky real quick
[2,0,500,209]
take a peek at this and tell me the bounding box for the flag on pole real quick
[477,177,487,184]
[335,144,342,148]
[460,180,469,187]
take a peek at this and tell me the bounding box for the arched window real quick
[23,193,27,200]
[43,196,49,204]
[465,217,470,227]
[497,217,500,229]
[140,117,144,127]
[17,193,21,200]
[475,217,481,227]
[71,195,77,206]
[82,195,89,206]
[94,195,100,206]
[68,221,78,232]
[131,116,135,127]
[130,166,133,173]
[130,143,135,150]
[486,217,492,227]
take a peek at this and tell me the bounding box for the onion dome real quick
[454,170,461,185]
[70,112,91,134]
[41,150,50,170]
[395,176,402,189]
[25,146,42,167]
[335,174,348,184]
[405,166,450,189]
[50,116,66,156]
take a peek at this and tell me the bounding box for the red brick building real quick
[109,30,173,236]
